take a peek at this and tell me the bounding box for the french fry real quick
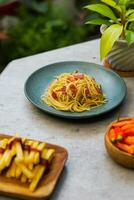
[0,139,9,162]
[29,165,44,192]
[0,138,9,148]
[16,163,34,179]
[24,141,38,164]
[22,137,27,145]
[34,142,45,164]
[0,138,16,172]
[25,140,33,146]
[15,142,23,162]
[28,141,39,163]
[6,169,10,178]
[15,165,22,178]
[14,134,26,143]
[6,160,16,178]
[23,140,34,170]
[0,137,17,170]
[23,140,33,163]
[21,174,27,183]
[23,150,33,171]
[28,163,33,171]
[5,145,16,167]
[0,150,11,172]
[0,151,7,171]
[29,149,55,192]
[10,161,16,178]
[0,136,55,192]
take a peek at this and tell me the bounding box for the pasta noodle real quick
[41,71,106,112]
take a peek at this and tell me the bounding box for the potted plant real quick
[85,0,134,73]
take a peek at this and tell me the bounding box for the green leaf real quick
[86,13,103,21]
[127,0,134,5]
[125,12,134,29]
[100,24,123,60]
[85,4,118,22]
[119,0,129,5]
[126,9,134,16]
[101,0,121,12]
[128,13,134,22]
[126,30,134,44]
[119,0,129,10]
[86,18,111,25]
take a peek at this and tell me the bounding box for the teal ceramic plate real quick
[24,61,127,119]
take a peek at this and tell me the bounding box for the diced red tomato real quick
[85,87,90,96]
[67,76,76,82]
[74,73,84,80]
[70,84,77,94]
[52,91,57,99]
[61,86,67,94]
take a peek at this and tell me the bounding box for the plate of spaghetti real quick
[24,61,127,119]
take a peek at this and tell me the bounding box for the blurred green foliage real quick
[1,0,99,63]
[0,0,9,3]
[128,22,134,31]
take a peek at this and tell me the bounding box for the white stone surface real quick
[0,39,134,200]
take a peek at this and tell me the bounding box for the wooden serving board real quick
[0,134,68,200]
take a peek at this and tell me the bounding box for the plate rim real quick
[24,61,127,119]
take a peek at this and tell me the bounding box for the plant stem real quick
[120,9,126,40]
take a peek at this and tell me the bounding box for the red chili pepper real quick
[108,128,116,143]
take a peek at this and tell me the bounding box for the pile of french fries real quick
[0,135,55,192]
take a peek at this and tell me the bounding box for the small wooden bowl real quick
[105,117,134,168]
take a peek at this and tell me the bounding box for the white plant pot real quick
[107,40,134,72]
[100,25,134,72]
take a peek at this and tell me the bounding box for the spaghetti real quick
[41,71,106,112]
